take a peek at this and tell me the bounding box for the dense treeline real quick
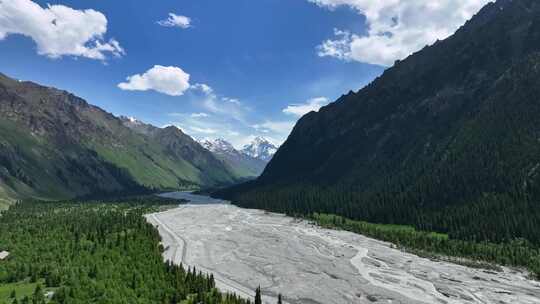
[313,214,540,278]
[215,0,540,280]
[222,184,540,243]
[0,198,251,304]
[218,184,540,278]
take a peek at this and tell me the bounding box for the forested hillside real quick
[0,198,251,304]
[217,0,540,248]
[0,74,240,202]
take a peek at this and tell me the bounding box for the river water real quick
[158,191,230,205]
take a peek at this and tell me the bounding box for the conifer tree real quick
[255,286,262,304]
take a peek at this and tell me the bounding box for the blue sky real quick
[0,0,489,147]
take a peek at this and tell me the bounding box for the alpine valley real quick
[2,1,540,304]
[0,73,259,203]
[217,0,540,275]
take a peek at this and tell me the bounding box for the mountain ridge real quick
[216,0,540,245]
[0,73,241,201]
[199,138,268,177]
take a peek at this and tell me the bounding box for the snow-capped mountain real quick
[199,138,237,154]
[241,137,278,162]
[198,138,268,177]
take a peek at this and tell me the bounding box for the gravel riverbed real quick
[146,193,540,304]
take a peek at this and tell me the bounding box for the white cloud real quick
[157,13,192,29]
[317,29,354,61]
[167,109,289,149]
[201,93,247,122]
[118,65,191,96]
[191,112,209,118]
[253,121,296,135]
[189,126,217,134]
[0,0,124,60]
[222,97,241,105]
[310,0,490,66]
[283,97,330,117]
[169,115,245,147]
[191,83,213,94]
[164,85,292,147]
[163,81,255,146]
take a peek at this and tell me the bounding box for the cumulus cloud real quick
[283,97,330,117]
[310,0,490,66]
[157,13,192,29]
[118,65,191,96]
[0,0,124,60]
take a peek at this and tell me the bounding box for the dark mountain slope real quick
[217,0,540,244]
[0,74,238,202]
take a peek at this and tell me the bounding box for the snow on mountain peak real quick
[242,137,278,162]
[199,138,236,153]
[198,137,278,163]
[120,115,143,126]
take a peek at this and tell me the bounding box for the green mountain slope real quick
[214,152,265,178]
[217,0,540,245]
[125,119,242,183]
[0,73,238,201]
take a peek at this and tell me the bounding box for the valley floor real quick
[147,193,540,304]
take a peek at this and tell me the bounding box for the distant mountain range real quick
[217,0,540,245]
[198,137,276,177]
[0,73,248,202]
